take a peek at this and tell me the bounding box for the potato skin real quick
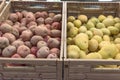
[12,40,24,48]
[8,13,18,22]
[30,35,43,46]
[0,37,9,49]
[3,33,16,43]
[0,23,13,33]
[17,45,30,58]
[2,45,16,57]
[20,30,33,41]
[37,46,50,58]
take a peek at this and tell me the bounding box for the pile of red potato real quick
[0,11,62,59]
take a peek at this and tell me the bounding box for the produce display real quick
[67,14,120,61]
[0,11,62,59]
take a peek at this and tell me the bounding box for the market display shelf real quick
[0,1,64,80]
[64,2,120,80]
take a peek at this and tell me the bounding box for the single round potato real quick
[50,30,61,37]
[45,24,51,29]
[31,47,38,56]
[24,41,32,48]
[49,12,55,18]
[50,48,60,57]
[0,23,13,33]
[30,35,43,46]
[41,11,48,19]
[8,13,18,22]
[16,12,23,21]
[3,33,16,43]
[37,46,50,58]
[2,45,16,57]
[26,12,35,23]
[47,38,60,49]
[36,17,44,25]
[51,22,61,30]
[35,26,49,37]
[28,25,37,33]
[53,14,62,22]
[20,30,33,41]
[0,37,9,49]
[45,17,53,24]
[34,12,41,19]
[17,45,30,58]
[37,41,47,49]
[12,40,24,48]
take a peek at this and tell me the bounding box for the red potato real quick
[11,53,21,58]
[26,12,35,23]
[28,25,37,34]
[45,17,53,24]
[50,30,61,37]
[8,13,18,22]
[21,10,28,17]
[2,45,16,57]
[24,41,32,48]
[31,47,38,56]
[17,45,30,58]
[50,48,60,57]
[12,40,24,48]
[51,22,61,30]
[20,30,33,41]
[11,28,19,38]
[35,26,49,37]
[15,22,21,26]
[3,33,16,43]
[16,12,23,21]
[37,41,47,49]
[36,17,44,25]
[30,35,43,46]
[19,26,27,33]
[25,54,36,58]
[20,18,27,27]
[47,38,60,49]
[49,12,55,18]
[27,21,37,28]
[55,37,61,42]
[47,53,58,59]
[45,24,51,30]
[53,14,62,22]
[7,54,22,67]
[0,23,13,33]
[34,12,41,19]
[0,37,9,49]
[44,35,51,42]
[37,46,50,58]
[41,11,48,19]
[4,20,13,26]
[13,24,20,31]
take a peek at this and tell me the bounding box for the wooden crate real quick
[0,0,6,13]
[0,1,64,80]
[64,2,120,80]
